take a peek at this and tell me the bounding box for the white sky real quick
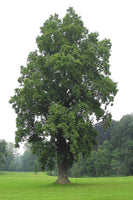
[0,0,133,145]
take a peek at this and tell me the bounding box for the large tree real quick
[10,7,117,183]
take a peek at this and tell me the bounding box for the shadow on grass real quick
[42,181,94,188]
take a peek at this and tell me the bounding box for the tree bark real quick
[56,163,71,184]
[56,131,71,184]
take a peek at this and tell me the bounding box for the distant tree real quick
[70,152,96,177]
[123,140,133,175]
[9,7,117,183]
[14,154,22,172]
[110,114,133,175]
[94,141,112,176]
[70,155,86,177]
[3,142,17,171]
[0,140,7,169]
[85,151,97,177]
[34,160,39,174]
[22,149,37,171]
[94,120,116,145]
[70,114,133,177]
[111,148,123,175]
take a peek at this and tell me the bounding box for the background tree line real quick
[1,114,133,176]
[69,114,133,177]
[0,142,40,173]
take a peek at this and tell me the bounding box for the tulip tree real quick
[10,7,117,184]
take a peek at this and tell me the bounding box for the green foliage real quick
[70,114,133,177]
[0,141,41,172]
[110,114,133,175]
[9,7,117,181]
[94,120,116,145]
[22,149,37,171]
[94,141,112,176]
[0,141,20,171]
[111,148,123,175]
[33,160,39,174]
[0,140,7,168]
[3,142,17,171]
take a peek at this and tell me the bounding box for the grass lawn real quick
[0,172,133,200]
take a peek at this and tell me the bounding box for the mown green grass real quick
[0,172,133,200]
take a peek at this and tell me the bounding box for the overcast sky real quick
[0,0,133,145]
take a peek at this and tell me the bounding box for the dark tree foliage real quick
[9,7,117,183]
[0,140,7,168]
[70,114,133,177]
[111,114,133,175]
[3,142,16,171]
[94,120,116,145]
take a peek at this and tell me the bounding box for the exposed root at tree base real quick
[56,178,71,184]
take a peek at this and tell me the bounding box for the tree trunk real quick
[56,163,71,184]
[56,131,71,184]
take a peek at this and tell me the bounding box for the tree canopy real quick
[9,7,117,183]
